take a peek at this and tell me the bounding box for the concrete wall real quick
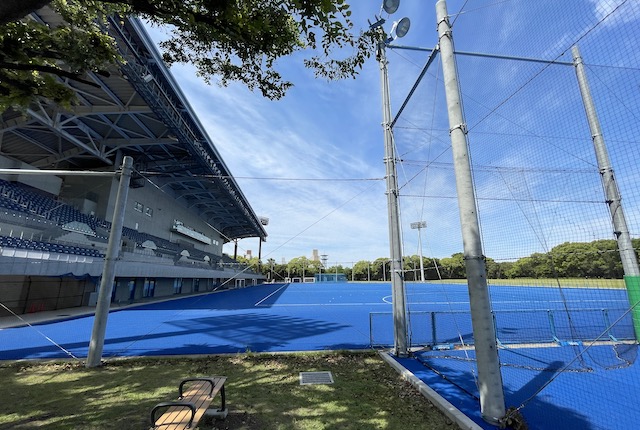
[110,276,219,304]
[60,174,224,257]
[124,183,223,255]
[60,175,113,220]
[0,275,95,317]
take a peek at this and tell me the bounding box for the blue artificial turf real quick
[1,281,638,429]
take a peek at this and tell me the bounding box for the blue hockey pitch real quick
[1,281,638,429]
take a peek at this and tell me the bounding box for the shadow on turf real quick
[136,284,291,311]
[0,312,353,360]
[412,351,594,430]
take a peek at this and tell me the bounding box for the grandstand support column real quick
[258,238,263,274]
[376,28,408,357]
[86,156,134,368]
[436,0,505,424]
[572,45,640,340]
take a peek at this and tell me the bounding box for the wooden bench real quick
[150,376,227,429]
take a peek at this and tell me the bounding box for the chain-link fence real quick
[387,1,640,428]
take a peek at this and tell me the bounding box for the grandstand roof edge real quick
[127,17,267,241]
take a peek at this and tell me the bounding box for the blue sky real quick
[145,0,640,267]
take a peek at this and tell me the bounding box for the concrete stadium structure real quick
[0,11,267,317]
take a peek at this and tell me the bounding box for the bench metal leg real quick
[220,385,226,411]
[204,385,228,420]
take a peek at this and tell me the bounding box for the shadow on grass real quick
[1,352,452,430]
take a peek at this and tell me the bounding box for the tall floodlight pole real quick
[87,156,133,368]
[321,254,328,279]
[572,45,640,339]
[411,221,427,282]
[435,0,505,423]
[376,25,409,357]
[383,259,387,282]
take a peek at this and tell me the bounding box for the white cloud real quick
[143,0,640,267]
[164,59,393,263]
[589,0,640,25]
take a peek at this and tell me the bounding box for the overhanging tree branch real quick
[0,62,101,88]
[0,0,372,109]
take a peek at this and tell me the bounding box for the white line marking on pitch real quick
[382,296,628,305]
[254,284,289,307]
[255,302,391,307]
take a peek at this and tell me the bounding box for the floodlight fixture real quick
[386,17,410,43]
[393,17,411,38]
[383,0,400,15]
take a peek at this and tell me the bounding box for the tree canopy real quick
[0,0,375,110]
[266,239,636,283]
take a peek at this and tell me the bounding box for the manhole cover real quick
[299,371,334,385]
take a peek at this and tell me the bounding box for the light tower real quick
[371,0,410,357]
[410,221,426,282]
[320,254,328,280]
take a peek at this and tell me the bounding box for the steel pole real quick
[572,45,640,338]
[436,0,505,423]
[418,225,425,282]
[258,238,263,274]
[383,259,386,282]
[86,156,133,367]
[377,33,408,357]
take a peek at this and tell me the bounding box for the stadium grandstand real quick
[0,11,267,317]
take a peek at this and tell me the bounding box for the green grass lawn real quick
[430,278,625,289]
[1,351,454,430]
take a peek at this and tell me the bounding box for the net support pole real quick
[86,156,133,368]
[418,227,425,282]
[572,45,640,339]
[377,30,408,358]
[435,0,506,424]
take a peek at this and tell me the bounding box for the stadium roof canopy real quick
[0,10,267,242]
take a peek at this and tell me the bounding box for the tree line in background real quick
[235,238,640,281]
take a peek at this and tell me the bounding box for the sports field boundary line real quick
[255,302,390,307]
[379,351,483,430]
[0,289,225,330]
[254,283,289,307]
